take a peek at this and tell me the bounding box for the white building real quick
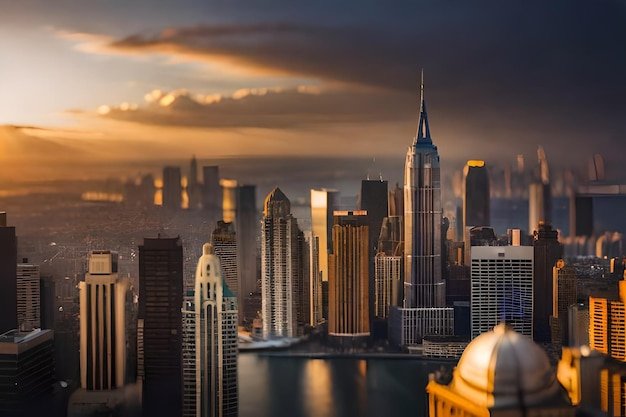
[79,251,128,390]
[194,243,238,417]
[374,254,402,319]
[470,245,534,339]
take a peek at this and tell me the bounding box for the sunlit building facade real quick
[471,245,534,339]
[261,187,304,338]
[589,280,626,362]
[78,251,128,391]
[328,211,370,343]
[193,243,238,417]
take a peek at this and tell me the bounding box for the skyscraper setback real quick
[139,236,184,417]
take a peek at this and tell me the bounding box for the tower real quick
[235,184,259,322]
[211,221,240,321]
[403,72,444,309]
[261,187,306,338]
[188,155,203,210]
[194,243,238,417]
[462,160,490,235]
[162,166,182,210]
[202,166,222,219]
[79,251,128,390]
[16,260,40,331]
[139,236,183,417]
[529,146,552,234]
[0,212,17,334]
[328,211,370,346]
[550,259,577,349]
[533,222,562,343]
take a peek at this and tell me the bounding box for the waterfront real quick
[238,353,454,417]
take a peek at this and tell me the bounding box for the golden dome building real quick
[426,324,575,417]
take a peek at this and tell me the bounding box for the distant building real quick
[463,160,490,237]
[187,155,203,210]
[569,303,590,347]
[79,251,128,390]
[310,188,339,323]
[139,236,183,417]
[162,166,182,210]
[328,211,370,346]
[533,222,562,343]
[236,184,259,323]
[202,166,222,218]
[0,329,55,417]
[0,212,17,334]
[471,245,534,339]
[528,146,552,235]
[261,187,306,338]
[426,324,574,416]
[17,260,40,330]
[550,259,577,350]
[193,244,238,417]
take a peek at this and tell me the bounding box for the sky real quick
[1,0,625,184]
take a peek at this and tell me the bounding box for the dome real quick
[450,324,563,409]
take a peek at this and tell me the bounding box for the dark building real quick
[162,166,182,210]
[533,222,562,343]
[463,160,490,234]
[388,183,403,217]
[358,179,388,333]
[236,184,259,322]
[202,165,222,217]
[0,213,17,335]
[0,329,55,417]
[187,155,202,210]
[139,236,183,417]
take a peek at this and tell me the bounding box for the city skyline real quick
[2,1,626,187]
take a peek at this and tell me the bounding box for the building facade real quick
[236,184,259,323]
[138,236,184,417]
[194,243,238,417]
[533,222,562,343]
[328,211,370,343]
[550,260,577,349]
[79,251,128,390]
[462,160,490,235]
[0,212,17,335]
[162,166,182,210]
[212,221,240,309]
[16,261,40,330]
[470,245,534,339]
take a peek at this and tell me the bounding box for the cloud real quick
[92,85,416,128]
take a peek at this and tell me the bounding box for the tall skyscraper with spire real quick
[403,72,444,309]
[389,73,453,347]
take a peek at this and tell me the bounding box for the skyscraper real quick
[194,243,238,417]
[589,280,626,362]
[0,212,17,335]
[16,260,40,330]
[533,222,562,343]
[212,221,240,318]
[375,216,403,319]
[462,160,490,235]
[235,184,258,322]
[261,187,305,338]
[188,155,203,210]
[202,166,222,218]
[221,179,238,223]
[139,236,183,417]
[470,245,534,339]
[403,74,444,309]
[79,251,128,390]
[550,259,577,349]
[162,166,183,210]
[310,188,339,323]
[529,146,552,234]
[328,211,370,346]
[389,74,453,347]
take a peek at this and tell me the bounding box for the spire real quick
[415,69,432,144]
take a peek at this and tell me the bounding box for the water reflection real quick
[302,359,333,417]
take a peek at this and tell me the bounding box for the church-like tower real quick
[403,72,444,308]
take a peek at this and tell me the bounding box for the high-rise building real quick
[529,146,552,234]
[182,290,196,417]
[533,222,562,343]
[328,211,370,345]
[236,184,259,322]
[188,155,203,210]
[550,259,577,349]
[139,236,183,417]
[212,221,240,306]
[470,245,534,339]
[78,251,128,390]
[426,324,575,417]
[403,74,444,309]
[0,329,55,417]
[202,166,222,218]
[388,183,403,217]
[358,179,388,329]
[310,235,322,326]
[295,229,310,331]
[162,166,183,210]
[17,260,40,330]
[0,212,17,335]
[310,188,339,322]
[261,187,306,338]
[462,160,490,236]
[375,216,403,319]
[193,243,238,417]
[589,280,626,362]
[221,179,238,223]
